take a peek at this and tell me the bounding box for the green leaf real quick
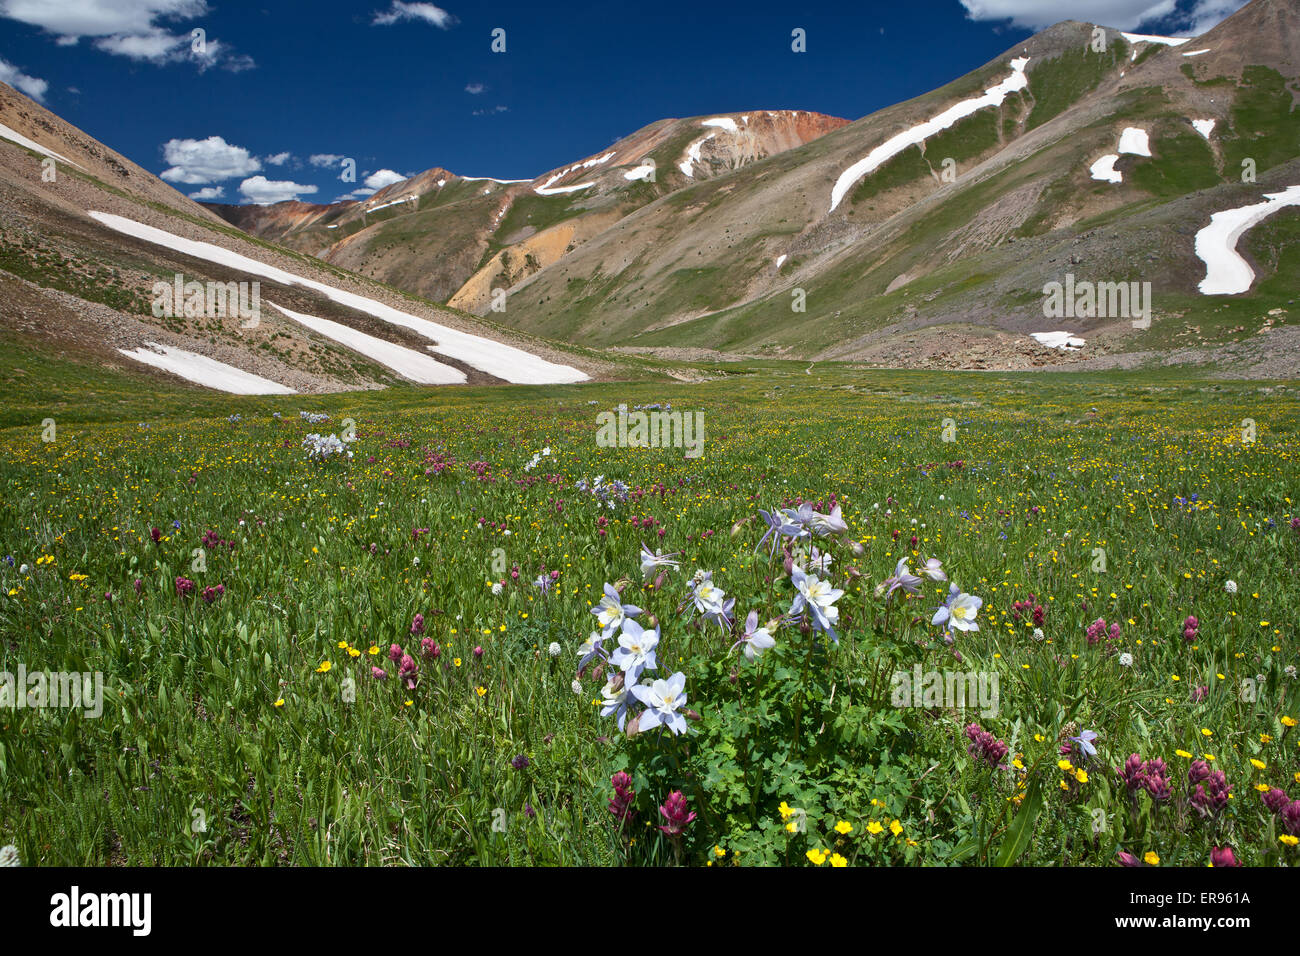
[994,776,1043,867]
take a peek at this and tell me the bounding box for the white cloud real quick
[159,135,260,184]
[472,104,508,116]
[339,187,377,200]
[309,153,345,167]
[464,81,485,94]
[958,1,1178,31]
[238,175,318,204]
[371,2,456,28]
[0,0,207,38]
[1,1,253,69]
[264,151,292,166]
[364,169,406,190]
[1173,0,1246,33]
[0,55,49,101]
[188,185,224,200]
[93,27,184,61]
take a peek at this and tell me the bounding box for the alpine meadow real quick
[0,0,1298,875]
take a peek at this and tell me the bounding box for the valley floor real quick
[1,366,1298,865]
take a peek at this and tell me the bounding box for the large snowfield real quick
[1194,185,1300,295]
[829,58,1030,212]
[117,343,296,394]
[88,212,589,385]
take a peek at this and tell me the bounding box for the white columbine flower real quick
[610,619,659,682]
[932,583,982,633]
[592,582,641,638]
[789,565,843,641]
[630,671,689,735]
[640,544,681,580]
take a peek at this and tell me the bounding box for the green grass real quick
[2,367,1297,866]
[1129,127,1221,199]
[1024,40,1127,132]
[1221,66,1300,179]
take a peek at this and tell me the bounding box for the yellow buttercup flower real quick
[829,853,848,867]
[316,660,331,673]
[866,821,884,835]
[1143,851,1160,865]
[806,848,828,865]
[834,820,853,835]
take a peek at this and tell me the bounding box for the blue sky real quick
[0,0,1246,204]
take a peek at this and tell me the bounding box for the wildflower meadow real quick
[1,368,1298,868]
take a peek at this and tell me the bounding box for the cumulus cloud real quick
[188,185,224,200]
[238,175,318,204]
[0,56,48,101]
[263,151,292,166]
[309,153,346,168]
[958,0,1178,31]
[364,168,406,190]
[372,2,456,29]
[958,0,1246,32]
[1171,0,1247,33]
[159,135,260,184]
[1,0,254,69]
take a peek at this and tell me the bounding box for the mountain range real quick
[2,0,1297,396]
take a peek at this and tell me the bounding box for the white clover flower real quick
[412,556,420,567]
[571,679,583,695]
[1224,580,1238,594]
[1119,653,1133,667]
[491,582,503,596]
[0,845,18,867]
[548,642,562,658]
[18,564,28,574]
[1032,628,1045,641]
[1284,665,1296,679]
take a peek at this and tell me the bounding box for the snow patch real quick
[1182,49,1210,57]
[775,254,787,268]
[1192,119,1216,139]
[1194,185,1300,295]
[1031,331,1086,351]
[623,163,655,182]
[266,302,465,385]
[1121,32,1192,46]
[678,132,716,178]
[87,211,589,384]
[0,121,83,169]
[118,343,295,394]
[534,152,614,195]
[1117,127,1151,157]
[829,57,1029,213]
[1090,154,1123,183]
[701,117,739,133]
